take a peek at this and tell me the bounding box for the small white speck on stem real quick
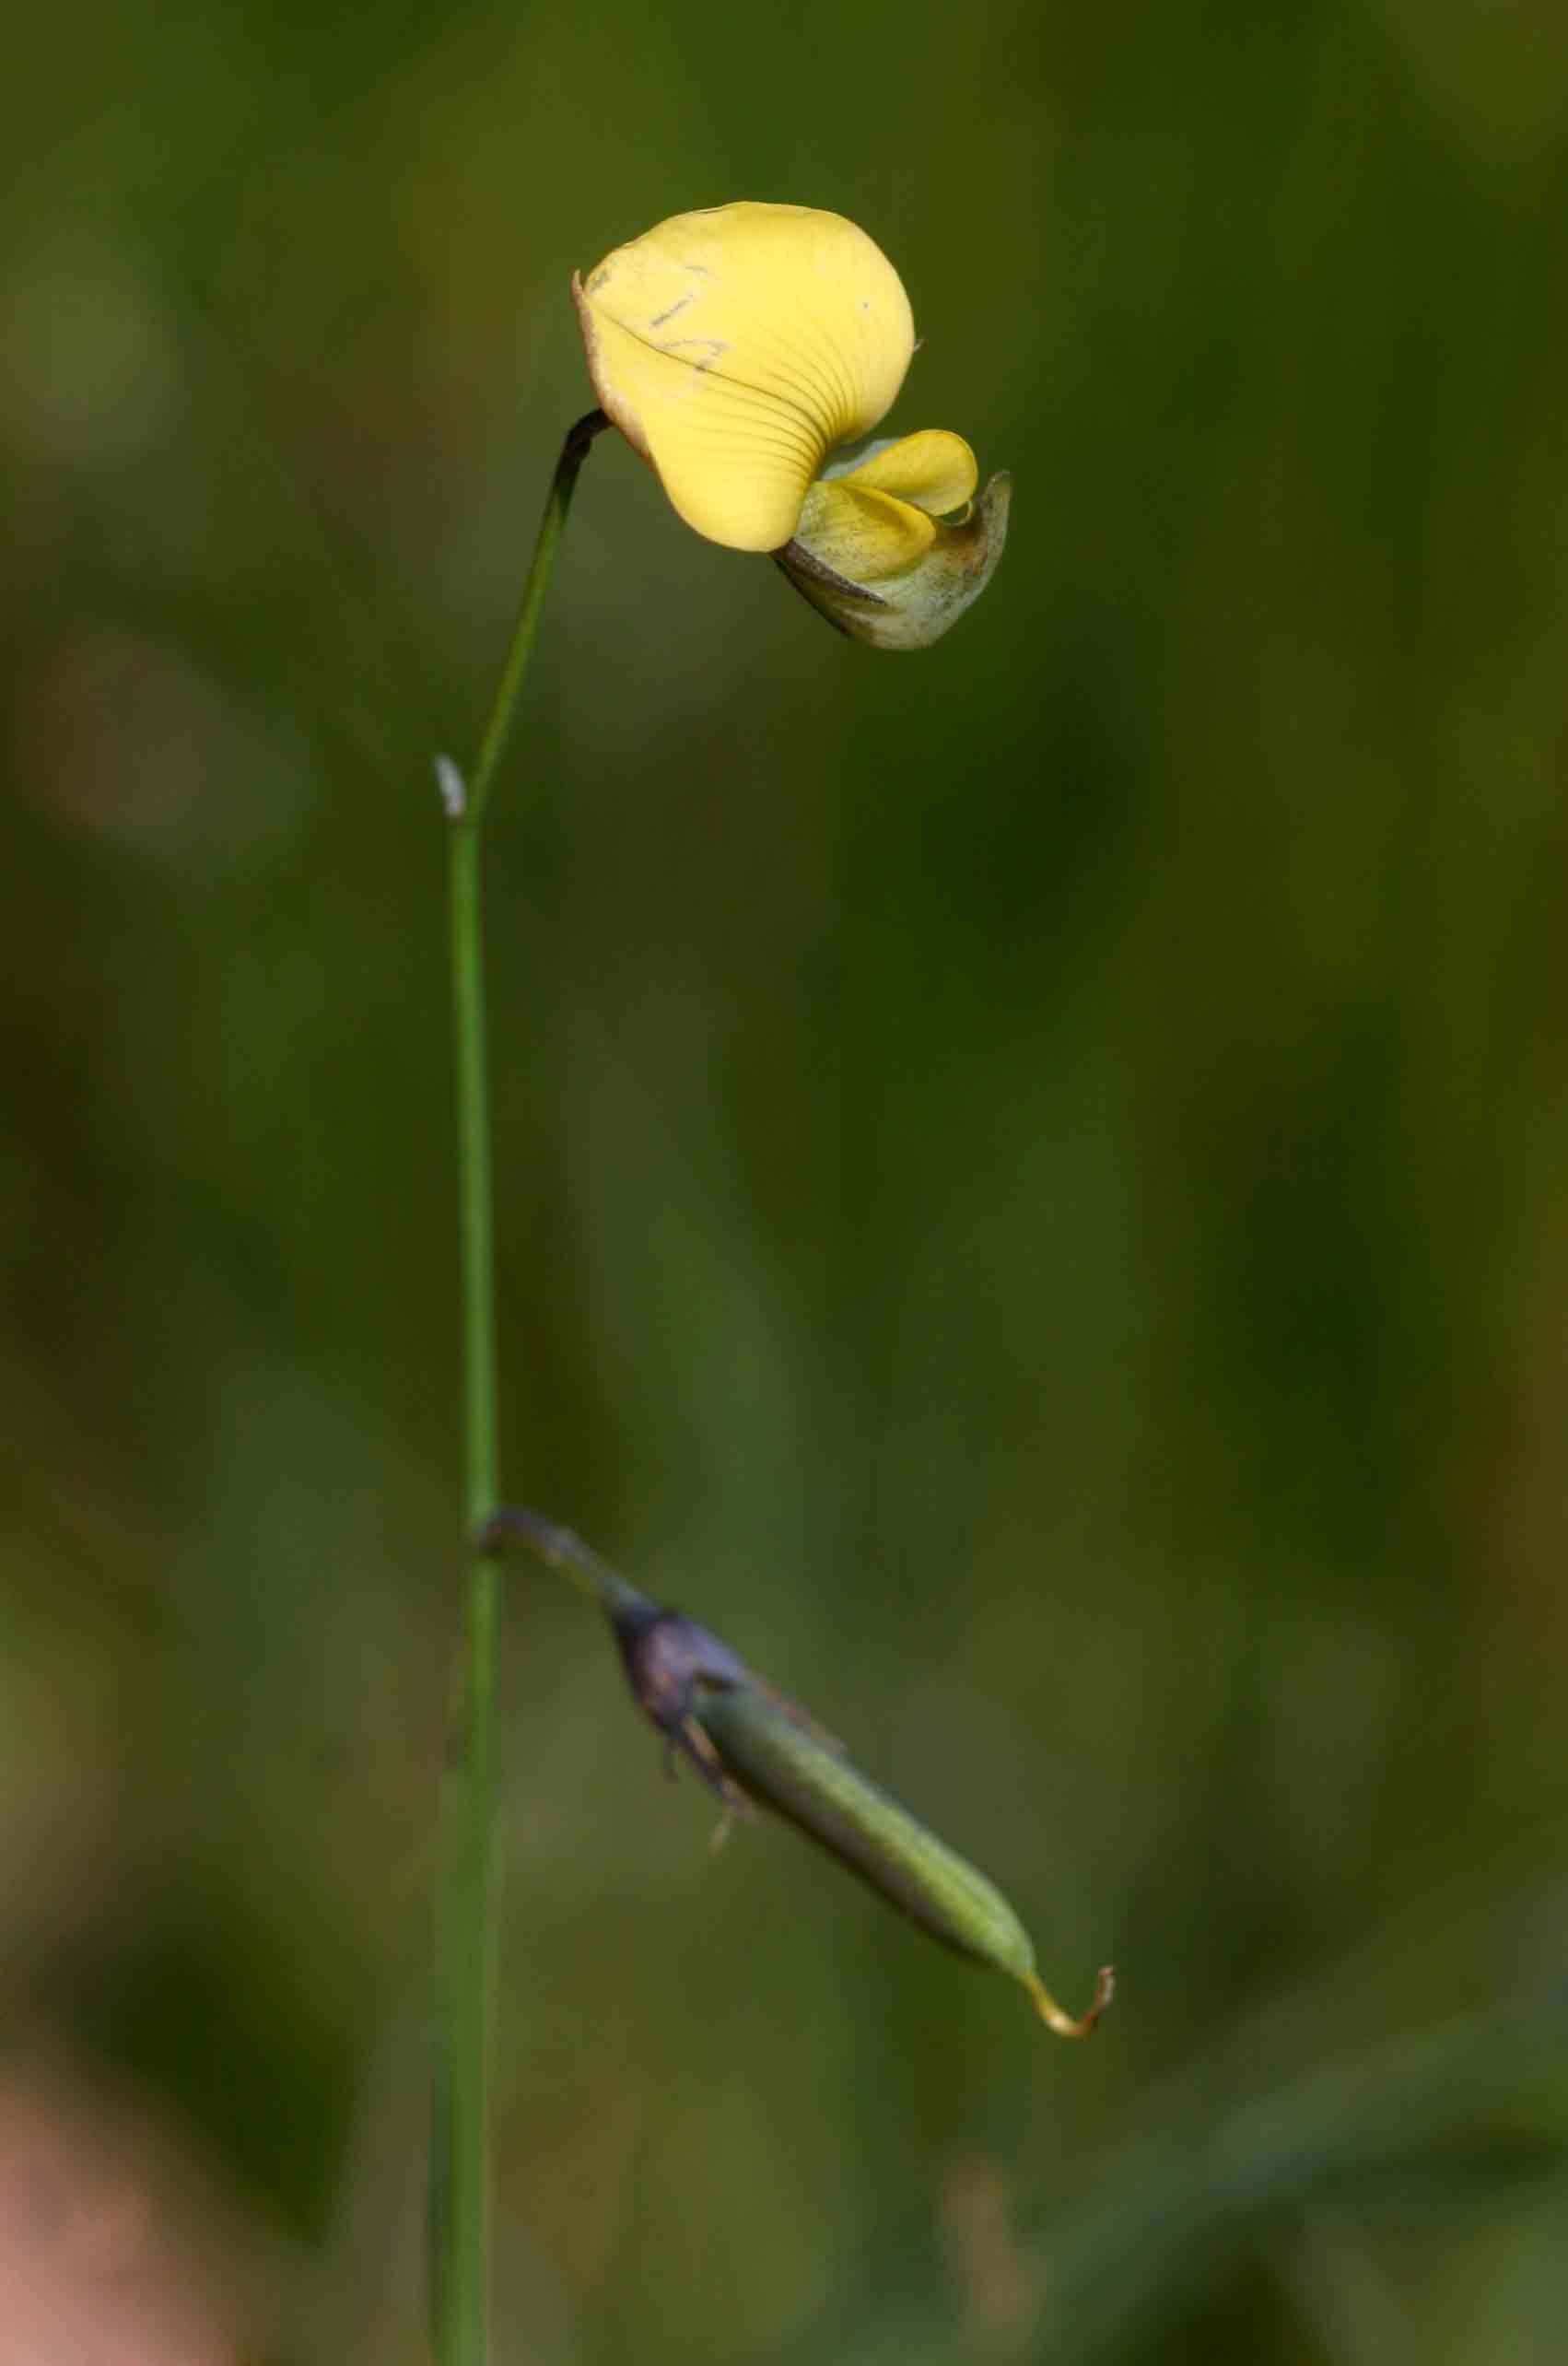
[435,753,467,819]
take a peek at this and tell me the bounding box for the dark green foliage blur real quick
[3,0,1565,2358]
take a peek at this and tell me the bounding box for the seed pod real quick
[692,1681,1110,2036]
[476,1506,1112,2037]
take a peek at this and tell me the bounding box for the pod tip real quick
[1024,1963,1115,2040]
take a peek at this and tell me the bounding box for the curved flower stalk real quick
[574,204,1009,650]
[479,1507,1112,2039]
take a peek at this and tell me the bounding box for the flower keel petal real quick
[779,470,1012,650]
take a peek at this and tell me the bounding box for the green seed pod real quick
[693,1681,1110,2037]
[476,1506,1112,2038]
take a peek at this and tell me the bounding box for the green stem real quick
[435,407,607,2366]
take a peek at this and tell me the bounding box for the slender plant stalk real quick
[434,407,607,2366]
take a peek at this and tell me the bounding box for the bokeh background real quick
[3,1,1566,2359]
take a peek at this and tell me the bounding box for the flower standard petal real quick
[574,204,916,553]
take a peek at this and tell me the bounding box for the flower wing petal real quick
[835,428,977,517]
[791,481,936,585]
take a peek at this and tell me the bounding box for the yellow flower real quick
[574,204,1008,650]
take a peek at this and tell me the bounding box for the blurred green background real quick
[3,0,1566,2359]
